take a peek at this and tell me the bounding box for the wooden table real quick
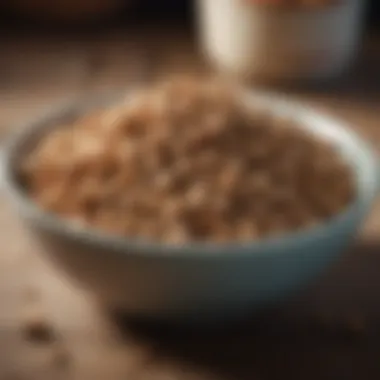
[1,24,380,380]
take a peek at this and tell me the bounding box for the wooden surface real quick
[1,25,380,380]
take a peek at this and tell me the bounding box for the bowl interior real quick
[2,90,379,257]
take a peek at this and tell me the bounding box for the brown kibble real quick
[154,171,172,191]
[186,182,208,207]
[218,161,242,192]
[250,173,273,196]
[236,221,259,241]
[20,77,355,244]
[163,224,190,245]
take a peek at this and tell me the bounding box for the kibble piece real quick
[249,172,273,196]
[236,221,259,241]
[162,224,190,245]
[20,77,355,244]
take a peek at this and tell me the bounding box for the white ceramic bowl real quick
[2,90,378,322]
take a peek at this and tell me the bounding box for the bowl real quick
[2,91,379,322]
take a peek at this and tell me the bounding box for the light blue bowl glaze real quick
[2,90,379,321]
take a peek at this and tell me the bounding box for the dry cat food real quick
[20,78,355,244]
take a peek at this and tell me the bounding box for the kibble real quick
[20,78,355,245]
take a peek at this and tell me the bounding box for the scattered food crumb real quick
[22,309,57,344]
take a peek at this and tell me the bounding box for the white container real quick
[197,0,365,84]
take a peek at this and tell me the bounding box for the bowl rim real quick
[2,89,379,259]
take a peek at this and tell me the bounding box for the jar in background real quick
[196,0,365,85]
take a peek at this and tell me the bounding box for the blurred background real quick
[0,0,378,26]
[0,0,378,129]
[1,1,380,380]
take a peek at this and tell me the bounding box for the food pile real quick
[20,78,354,244]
